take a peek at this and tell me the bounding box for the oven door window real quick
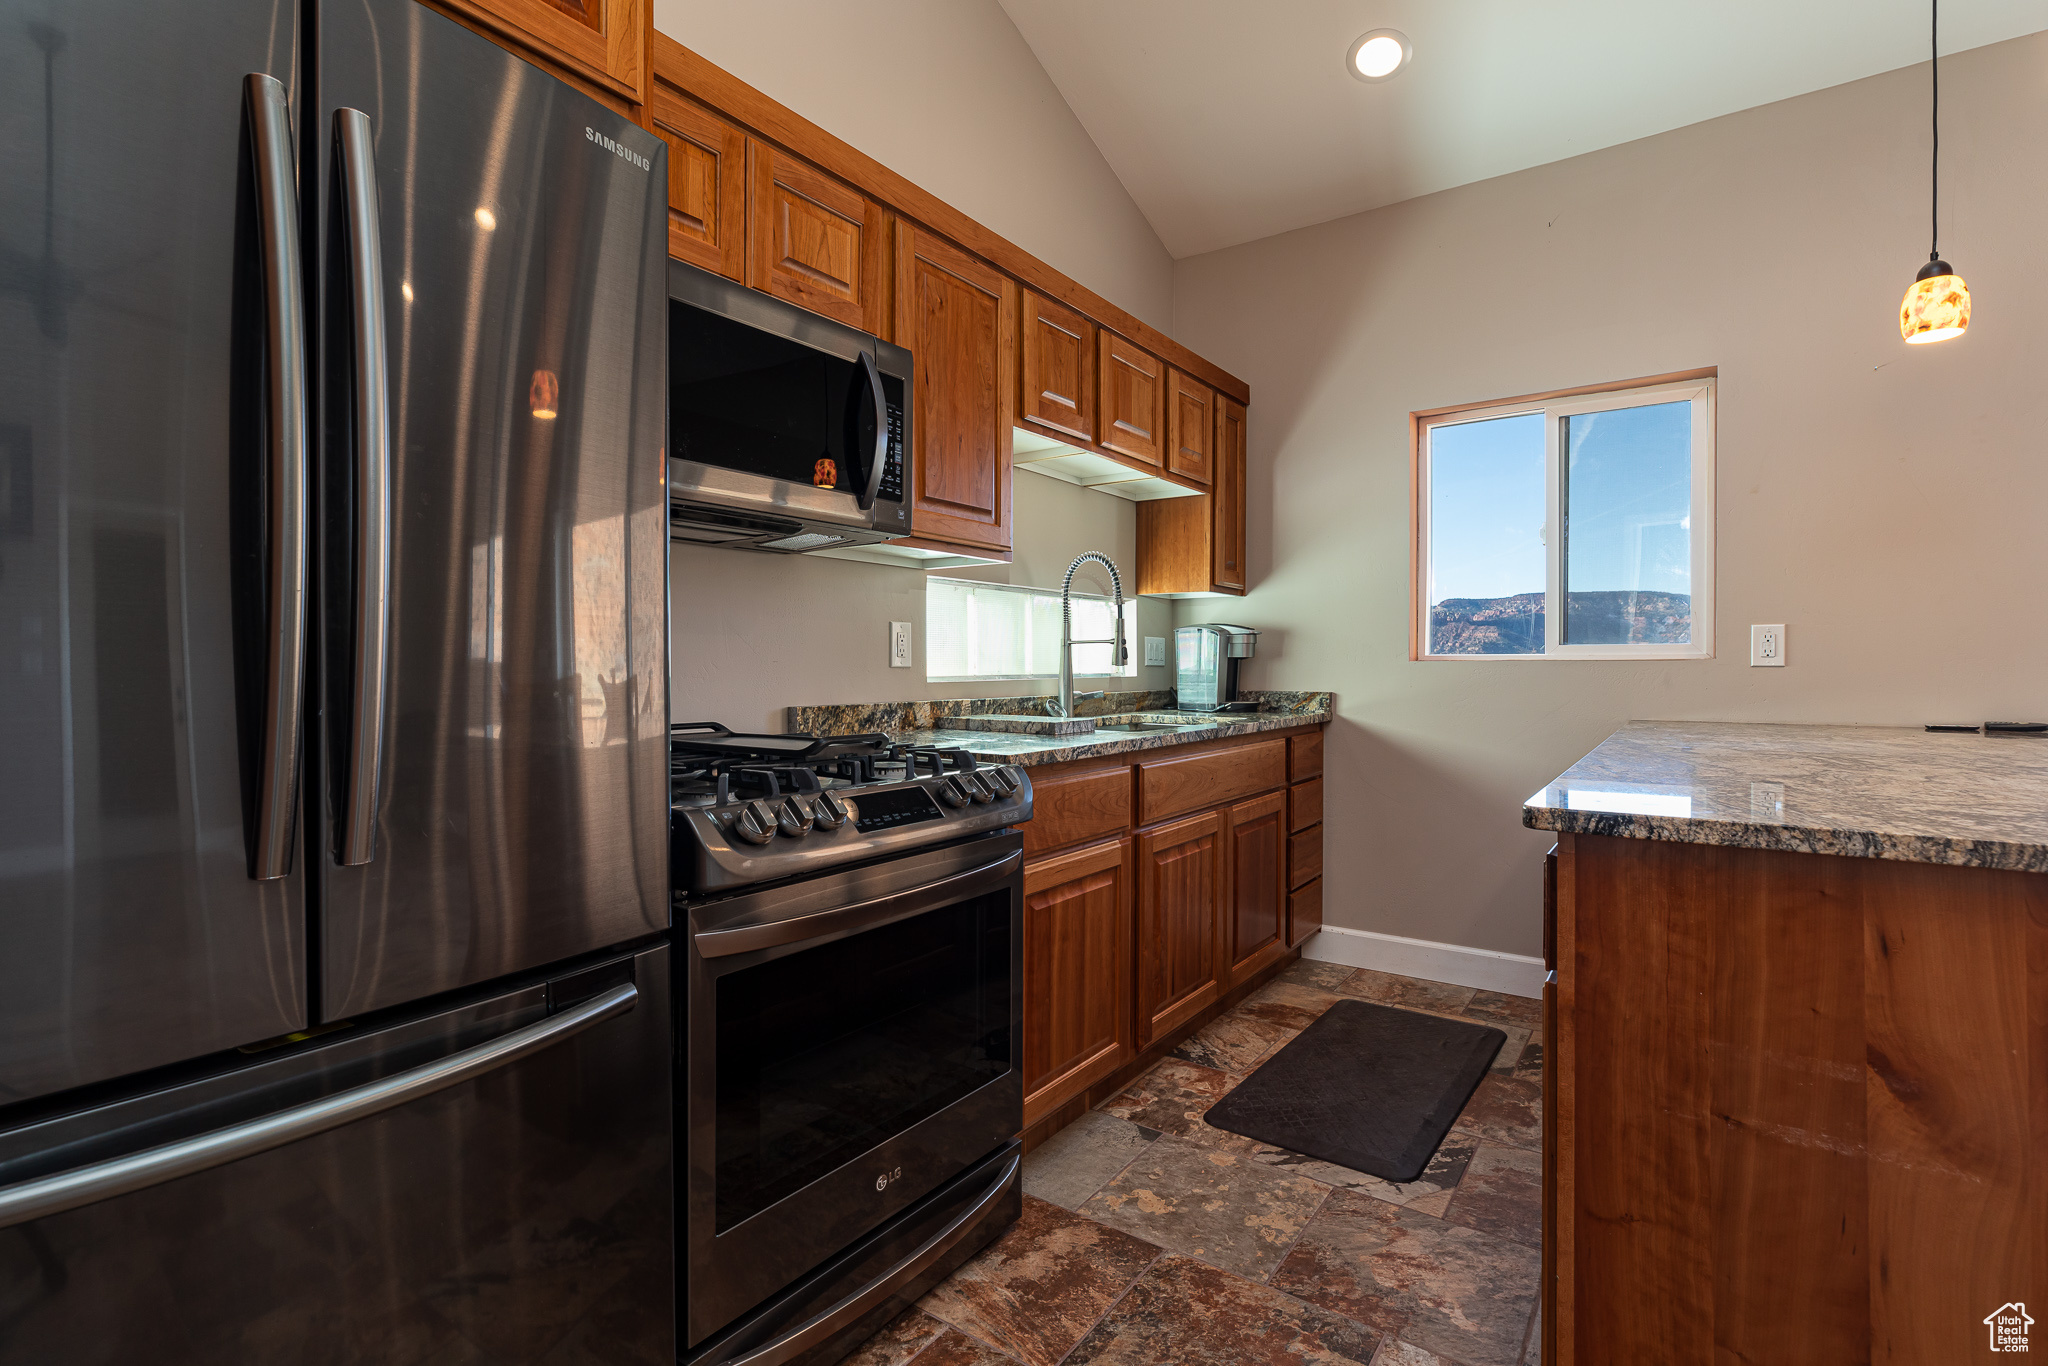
[669,301,874,496]
[713,892,1011,1234]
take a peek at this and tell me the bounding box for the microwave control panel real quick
[879,375,906,504]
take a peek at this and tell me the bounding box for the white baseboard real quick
[1302,925,1546,999]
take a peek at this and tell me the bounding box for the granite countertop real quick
[1523,720,2048,871]
[786,690,1332,768]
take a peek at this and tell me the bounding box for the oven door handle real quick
[693,848,1021,959]
[723,1150,1020,1366]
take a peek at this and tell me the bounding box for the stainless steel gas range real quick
[670,725,1030,1366]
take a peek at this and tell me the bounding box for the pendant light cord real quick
[1930,0,1940,261]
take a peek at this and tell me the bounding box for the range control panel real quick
[675,766,1032,894]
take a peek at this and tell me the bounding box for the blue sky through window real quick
[1428,413,1544,604]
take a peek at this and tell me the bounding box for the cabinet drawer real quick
[1289,729,1323,782]
[1290,777,1322,833]
[1137,738,1286,826]
[1288,877,1323,947]
[1023,764,1133,856]
[1289,823,1322,890]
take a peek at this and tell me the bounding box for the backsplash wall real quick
[668,470,1178,731]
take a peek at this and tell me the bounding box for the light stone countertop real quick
[1522,720,2048,871]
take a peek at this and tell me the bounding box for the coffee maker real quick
[1174,624,1260,711]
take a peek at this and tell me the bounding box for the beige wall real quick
[670,471,1177,732]
[1171,33,2048,958]
[649,0,1174,330]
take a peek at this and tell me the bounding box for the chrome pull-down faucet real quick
[1049,551,1126,719]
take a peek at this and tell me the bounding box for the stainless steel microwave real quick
[666,260,911,553]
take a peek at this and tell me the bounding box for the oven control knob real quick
[731,801,775,846]
[988,766,1021,796]
[776,796,813,837]
[936,776,971,809]
[965,772,997,804]
[811,791,847,830]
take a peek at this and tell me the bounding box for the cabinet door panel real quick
[650,90,742,278]
[747,139,887,331]
[1097,333,1163,467]
[1288,728,1323,783]
[895,225,1017,553]
[1137,811,1223,1045]
[1023,763,1132,857]
[1289,824,1323,890]
[1138,738,1286,826]
[1288,878,1324,948]
[1166,370,1214,485]
[434,0,645,102]
[1226,791,1287,982]
[1213,397,1247,590]
[1290,777,1323,834]
[1023,838,1134,1126]
[1020,291,1096,443]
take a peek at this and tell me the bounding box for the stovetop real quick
[670,723,1034,895]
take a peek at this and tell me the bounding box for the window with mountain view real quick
[1416,376,1714,659]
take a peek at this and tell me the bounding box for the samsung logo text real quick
[585,126,650,172]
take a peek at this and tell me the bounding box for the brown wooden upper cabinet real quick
[895,223,1018,555]
[1212,397,1247,591]
[649,89,743,279]
[1132,395,1249,596]
[436,0,646,105]
[746,140,889,334]
[1097,333,1164,467]
[1019,291,1097,444]
[1166,369,1214,486]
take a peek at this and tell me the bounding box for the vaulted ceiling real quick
[997,0,2048,257]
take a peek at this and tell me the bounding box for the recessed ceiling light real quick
[1347,28,1411,82]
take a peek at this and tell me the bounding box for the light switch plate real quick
[889,621,912,668]
[1750,624,1786,667]
[1144,636,1167,667]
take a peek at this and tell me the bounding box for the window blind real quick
[926,577,1137,681]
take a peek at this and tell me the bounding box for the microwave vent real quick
[759,532,845,552]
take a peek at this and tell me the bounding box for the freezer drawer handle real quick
[335,107,392,867]
[0,983,637,1231]
[724,1150,1019,1366]
[245,72,310,881]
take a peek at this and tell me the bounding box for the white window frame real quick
[1415,376,1715,661]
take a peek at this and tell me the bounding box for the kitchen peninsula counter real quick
[1523,718,2048,870]
[1525,720,2048,1366]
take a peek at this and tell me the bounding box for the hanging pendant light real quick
[1900,0,1970,343]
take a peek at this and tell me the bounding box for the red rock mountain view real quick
[1430,591,1691,653]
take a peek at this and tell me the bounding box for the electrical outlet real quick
[1750,624,1786,667]
[1144,636,1167,667]
[1750,782,1786,822]
[888,621,912,668]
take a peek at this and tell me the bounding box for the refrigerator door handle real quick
[0,982,637,1231]
[335,107,391,867]
[245,72,309,882]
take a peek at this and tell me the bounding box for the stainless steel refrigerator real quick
[0,1,671,1360]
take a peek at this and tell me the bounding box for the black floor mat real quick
[1203,998,1506,1183]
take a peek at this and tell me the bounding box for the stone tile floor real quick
[845,961,1545,1366]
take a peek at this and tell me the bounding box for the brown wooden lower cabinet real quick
[1013,724,1328,1128]
[1136,809,1223,1046]
[1021,837,1132,1128]
[1223,790,1289,986]
[1548,830,2048,1365]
